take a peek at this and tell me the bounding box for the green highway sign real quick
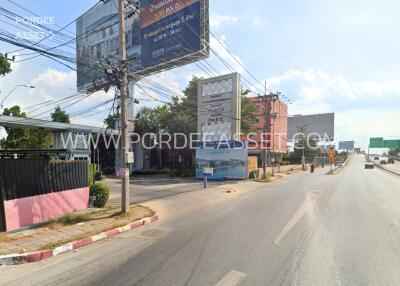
[370,137,384,148]
[370,137,400,148]
[383,140,400,148]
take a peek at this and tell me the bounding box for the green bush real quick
[88,164,96,186]
[90,183,110,208]
[94,170,103,181]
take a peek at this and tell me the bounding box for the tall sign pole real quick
[119,0,130,213]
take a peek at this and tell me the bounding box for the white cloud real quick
[336,108,400,150]
[210,14,239,29]
[265,69,400,150]
[266,68,400,115]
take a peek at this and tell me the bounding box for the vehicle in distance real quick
[388,158,395,164]
[365,162,375,169]
[374,156,380,160]
[380,160,387,165]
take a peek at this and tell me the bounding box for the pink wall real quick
[3,187,89,231]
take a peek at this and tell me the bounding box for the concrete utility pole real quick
[296,125,308,170]
[118,0,130,213]
[260,84,279,179]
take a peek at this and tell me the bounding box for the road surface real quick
[2,155,400,285]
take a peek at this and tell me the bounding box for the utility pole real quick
[118,0,130,214]
[296,125,308,170]
[260,83,279,179]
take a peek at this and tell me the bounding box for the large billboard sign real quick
[197,73,241,142]
[287,113,335,142]
[196,141,248,180]
[338,141,355,150]
[76,0,209,92]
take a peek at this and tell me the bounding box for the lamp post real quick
[0,84,36,109]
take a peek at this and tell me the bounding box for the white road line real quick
[215,270,247,286]
[274,191,322,245]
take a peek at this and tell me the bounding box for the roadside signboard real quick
[76,0,210,92]
[338,141,354,151]
[203,167,213,176]
[196,141,248,180]
[197,73,241,142]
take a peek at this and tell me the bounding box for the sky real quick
[0,0,400,151]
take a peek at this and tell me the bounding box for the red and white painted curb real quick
[0,213,159,265]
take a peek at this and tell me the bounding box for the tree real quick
[104,111,120,129]
[389,148,400,157]
[241,88,258,135]
[51,106,70,123]
[0,53,11,76]
[1,105,52,149]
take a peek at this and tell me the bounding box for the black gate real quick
[0,160,88,231]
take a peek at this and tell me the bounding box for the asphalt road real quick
[371,156,400,174]
[2,155,400,286]
[105,176,230,204]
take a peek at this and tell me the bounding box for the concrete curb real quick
[327,154,354,175]
[0,213,159,265]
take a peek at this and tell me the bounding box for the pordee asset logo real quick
[60,132,334,151]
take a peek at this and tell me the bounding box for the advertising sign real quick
[338,141,355,150]
[197,73,241,142]
[196,141,248,180]
[76,0,209,92]
[287,113,335,142]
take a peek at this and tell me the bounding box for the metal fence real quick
[0,160,88,231]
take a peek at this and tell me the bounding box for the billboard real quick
[76,0,209,92]
[197,73,241,142]
[196,141,248,180]
[339,141,355,150]
[287,113,335,142]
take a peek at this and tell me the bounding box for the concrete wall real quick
[3,187,89,231]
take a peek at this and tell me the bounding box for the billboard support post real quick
[119,0,130,214]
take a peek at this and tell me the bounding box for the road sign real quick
[329,150,336,159]
[370,137,384,148]
[117,169,129,179]
[203,167,214,176]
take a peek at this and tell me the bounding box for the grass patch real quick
[51,213,92,226]
[254,172,272,183]
[254,178,272,183]
[39,206,155,250]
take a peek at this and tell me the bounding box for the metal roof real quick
[0,115,119,134]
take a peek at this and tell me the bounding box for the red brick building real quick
[246,96,288,166]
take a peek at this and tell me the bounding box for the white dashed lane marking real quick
[215,270,247,286]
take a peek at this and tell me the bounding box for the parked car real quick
[374,156,380,160]
[365,162,375,169]
[388,158,395,164]
[380,160,387,165]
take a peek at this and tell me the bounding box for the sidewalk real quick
[0,205,156,262]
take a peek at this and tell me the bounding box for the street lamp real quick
[0,84,36,109]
